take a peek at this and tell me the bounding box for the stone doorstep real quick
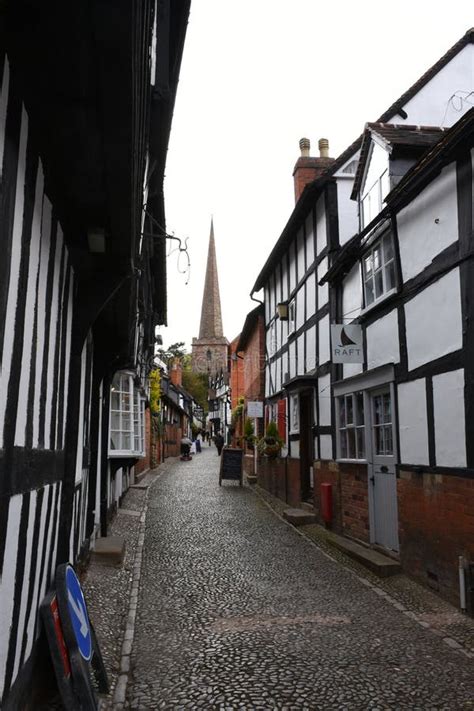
[325,533,401,578]
[246,475,258,485]
[283,508,317,526]
[91,536,126,565]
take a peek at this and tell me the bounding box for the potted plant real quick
[243,417,255,450]
[257,420,284,459]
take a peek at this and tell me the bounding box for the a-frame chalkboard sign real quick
[219,447,243,486]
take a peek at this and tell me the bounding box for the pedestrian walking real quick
[196,432,202,453]
[214,432,224,456]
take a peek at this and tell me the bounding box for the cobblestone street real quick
[116,448,474,710]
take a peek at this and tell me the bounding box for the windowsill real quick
[336,458,367,464]
[360,287,398,317]
[108,451,146,459]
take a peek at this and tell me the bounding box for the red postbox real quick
[320,482,333,524]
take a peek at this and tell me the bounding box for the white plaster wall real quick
[398,163,458,282]
[306,271,316,319]
[398,379,429,465]
[337,177,359,246]
[318,374,331,426]
[289,247,296,293]
[318,315,330,366]
[297,228,305,282]
[297,334,305,375]
[317,258,329,307]
[289,341,297,378]
[305,213,315,266]
[405,268,462,371]
[291,440,300,459]
[275,358,282,393]
[296,285,305,330]
[306,324,317,371]
[366,309,400,370]
[264,285,270,324]
[320,434,333,460]
[387,44,474,128]
[281,258,288,301]
[316,195,326,255]
[265,364,270,397]
[0,495,22,699]
[282,350,289,384]
[342,263,362,321]
[433,369,466,468]
[343,363,363,378]
[314,437,319,459]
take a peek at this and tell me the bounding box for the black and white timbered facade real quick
[252,29,474,607]
[0,2,190,707]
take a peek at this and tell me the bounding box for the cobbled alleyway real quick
[124,448,474,710]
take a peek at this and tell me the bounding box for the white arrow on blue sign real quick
[65,565,92,661]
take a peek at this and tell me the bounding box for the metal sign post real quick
[247,401,264,478]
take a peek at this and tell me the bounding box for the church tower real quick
[192,219,229,374]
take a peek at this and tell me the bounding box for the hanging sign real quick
[247,401,263,418]
[331,325,364,363]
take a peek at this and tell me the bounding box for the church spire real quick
[198,218,224,338]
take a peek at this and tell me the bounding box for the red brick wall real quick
[314,460,370,543]
[243,315,265,403]
[398,469,474,606]
[257,457,300,506]
[230,336,245,409]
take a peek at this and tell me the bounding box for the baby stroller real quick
[180,437,192,461]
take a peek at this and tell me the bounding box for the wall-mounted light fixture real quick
[276,302,288,320]
[87,228,106,254]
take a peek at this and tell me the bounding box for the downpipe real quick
[459,555,467,612]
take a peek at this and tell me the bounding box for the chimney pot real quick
[318,138,329,158]
[299,137,311,157]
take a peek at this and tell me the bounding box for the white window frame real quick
[109,371,146,458]
[336,391,366,462]
[361,231,396,309]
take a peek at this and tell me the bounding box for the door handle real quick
[380,465,388,473]
[370,475,375,485]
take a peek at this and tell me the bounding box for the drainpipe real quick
[459,556,467,612]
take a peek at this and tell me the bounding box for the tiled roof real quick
[351,124,445,199]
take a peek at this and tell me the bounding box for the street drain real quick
[210,613,351,633]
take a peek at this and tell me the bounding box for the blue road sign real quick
[65,565,92,662]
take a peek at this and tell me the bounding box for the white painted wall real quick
[305,212,315,266]
[342,263,362,321]
[366,308,400,370]
[297,334,305,375]
[398,378,429,465]
[297,227,305,282]
[0,495,22,699]
[289,246,296,293]
[387,44,474,128]
[398,163,458,282]
[337,177,359,246]
[317,257,329,308]
[296,285,305,330]
[405,268,462,371]
[316,195,326,255]
[318,314,330,366]
[320,434,333,460]
[281,257,288,302]
[0,59,10,179]
[291,439,300,459]
[306,324,316,371]
[433,368,466,468]
[282,350,289,384]
[306,271,316,319]
[289,340,297,378]
[318,374,331,426]
[343,363,363,378]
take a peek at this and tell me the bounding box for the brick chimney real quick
[293,137,335,203]
[170,358,183,387]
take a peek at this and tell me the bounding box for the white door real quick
[368,387,399,553]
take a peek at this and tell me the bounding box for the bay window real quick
[109,371,146,457]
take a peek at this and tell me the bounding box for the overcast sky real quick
[162,0,473,352]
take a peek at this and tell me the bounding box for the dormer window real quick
[362,232,396,307]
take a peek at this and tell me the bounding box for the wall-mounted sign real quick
[331,325,364,363]
[247,401,263,418]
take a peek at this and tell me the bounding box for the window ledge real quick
[360,287,398,317]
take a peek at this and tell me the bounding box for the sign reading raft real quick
[331,325,364,363]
